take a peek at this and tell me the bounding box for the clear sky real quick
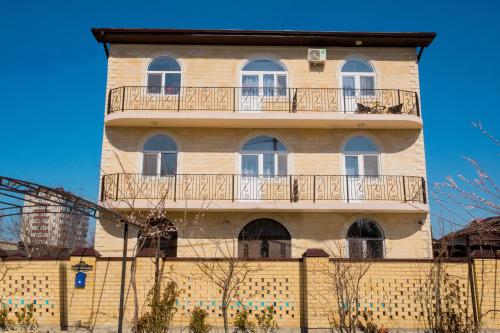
[0,0,498,234]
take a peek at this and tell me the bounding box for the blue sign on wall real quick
[75,271,87,288]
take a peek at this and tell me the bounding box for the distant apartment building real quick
[22,191,89,249]
[92,28,435,259]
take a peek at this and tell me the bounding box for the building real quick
[92,28,435,259]
[21,191,89,250]
[434,216,500,258]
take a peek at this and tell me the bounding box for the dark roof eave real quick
[91,28,436,48]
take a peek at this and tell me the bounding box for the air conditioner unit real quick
[307,48,326,64]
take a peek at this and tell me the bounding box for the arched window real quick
[238,219,291,258]
[343,136,380,177]
[142,134,178,176]
[147,56,181,95]
[341,59,375,111]
[139,218,178,257]
[240,136,287,177]
[347,219,384,258]
[241,59,287,100]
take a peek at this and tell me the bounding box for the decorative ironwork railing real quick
[101,174,427,204]
[107,87,420,116]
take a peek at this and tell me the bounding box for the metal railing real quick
[107,86,420,116]
[101,174,427,203]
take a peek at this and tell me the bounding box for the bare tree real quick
[185,220,262,333]
[322,241,371,333]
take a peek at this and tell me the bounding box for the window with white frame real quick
[147,56,181,95]
[343,136,380,176]
[241,59,287,97]
[142,134,178,176]
[240,136,287,177]
[347,219,384,258]
[341,59,375,97]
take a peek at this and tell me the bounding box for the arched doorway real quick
[238,219,291,258]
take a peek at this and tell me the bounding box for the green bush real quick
[233,308,255,333]
[15,303,38,332]
[256,306,278,333]
[0,307,14,330]
[189,306,211,333]
[137,281,179,333]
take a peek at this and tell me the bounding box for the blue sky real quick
[0,0,498,234]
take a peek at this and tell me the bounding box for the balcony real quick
[105,87,422,129]
[101,174,428,213]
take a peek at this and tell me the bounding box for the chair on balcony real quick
[387,103,403,114]
[355,103,372,114]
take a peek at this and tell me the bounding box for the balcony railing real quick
[107,87,420,116]
[101,174,427,204]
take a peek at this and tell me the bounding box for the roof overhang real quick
[92,28,436,48]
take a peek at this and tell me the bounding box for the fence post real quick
[342,89,346,114]
[115,174,120,200]
[289,176,293,202]
[415,92,420,117]
[288,88,291,113]
[107,89,112,115]
[100,175,106,201]
[233,87,236,112]
[402,176,407,202]
[421,177,427,204]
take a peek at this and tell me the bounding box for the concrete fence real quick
[0,249,499,332]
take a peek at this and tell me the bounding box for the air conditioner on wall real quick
[307,48,326,65]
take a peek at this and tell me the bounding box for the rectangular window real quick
[363,155,379,176]
[277,154,287,176]
[263,154,275,177]
[164,73,181,95]
[345,156,359,176]
[348,240,363,259]
[143,153,158,175]
[147,74,162,94]
[160,153,177,176]
[277,75,287,97]
[241,155,258,176]
[360,76,375,96]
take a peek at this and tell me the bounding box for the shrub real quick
[189,306,211,333]
[356,310,387,333]
[15,303,38,332]
[233,308,255,333]
[137,280,179,333]
[256,306,278,333]
[0,307,14,330]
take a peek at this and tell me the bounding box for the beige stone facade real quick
[94,30,432,260]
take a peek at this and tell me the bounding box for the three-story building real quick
[92,28,435,259]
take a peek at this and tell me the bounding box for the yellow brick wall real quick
[95,211,432,259]
[101,127,425,177]
[2,258,499,331]
[105,44,420,93]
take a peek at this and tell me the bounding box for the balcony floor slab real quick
[104,111,423,129]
